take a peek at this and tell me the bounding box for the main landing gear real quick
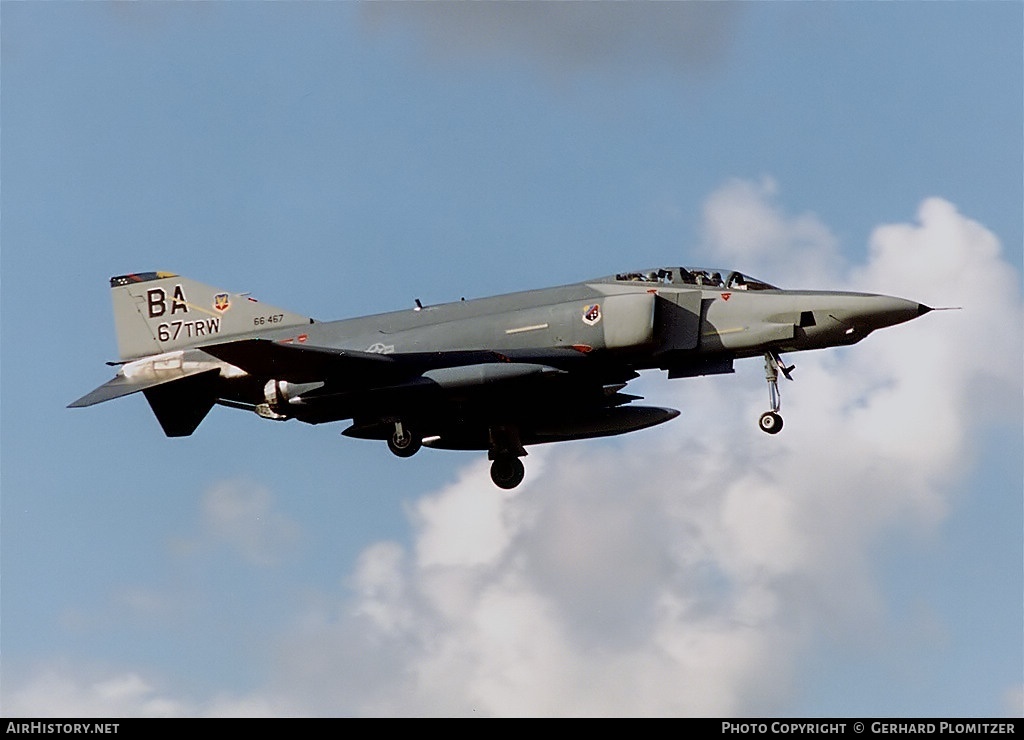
[759,351,794,435]
[384,420,528,490]
[490,456,526,490]
[488,425,528,490]
[387,420,422,457]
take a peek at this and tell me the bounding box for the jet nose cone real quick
[850,295,930,331]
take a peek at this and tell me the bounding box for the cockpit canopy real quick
[609,267,778,291]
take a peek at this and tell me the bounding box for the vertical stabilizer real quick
[110,272,310,360]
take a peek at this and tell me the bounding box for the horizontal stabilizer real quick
[68,365,217,408]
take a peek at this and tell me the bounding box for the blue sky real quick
[2,2,1021,717]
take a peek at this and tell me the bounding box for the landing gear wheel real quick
[490,456,525,490]
[759,411,783,435]
[387,423,421,458]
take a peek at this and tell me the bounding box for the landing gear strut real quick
[387,421,421,457]
[759,351,794,435]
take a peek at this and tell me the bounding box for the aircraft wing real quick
[200,339,403,384]
[199,338,588,385]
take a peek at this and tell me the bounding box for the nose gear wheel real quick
[759,411,783,434]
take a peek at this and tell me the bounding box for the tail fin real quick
[110,272,311,360]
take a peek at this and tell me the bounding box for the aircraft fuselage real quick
[70,266,933,488]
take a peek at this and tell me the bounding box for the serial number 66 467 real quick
[253,314,285,327]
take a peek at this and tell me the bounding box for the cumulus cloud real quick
[1004,684,1024,718]
[0,665,305,718]
[698,176,844,287]
[1,668,188,718]
[852,197,1022,425]
[10,183,1018,717]
[173,479,301,566]
[266,182,1020,716]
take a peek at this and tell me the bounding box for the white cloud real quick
[1,667,188,718]
[699,176,843,286]
[0,665,303,718]
[411,458,528,569]
[8,183,1018,717]
[851,197,1023,427]
[192,479,301,566]
[275,182,1018,716]
[1003,684,1024,718]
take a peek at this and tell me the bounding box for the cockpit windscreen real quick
[612,267,777,291]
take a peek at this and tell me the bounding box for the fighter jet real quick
[69,267,935,489]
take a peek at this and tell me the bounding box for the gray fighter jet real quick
[70,267,935,488]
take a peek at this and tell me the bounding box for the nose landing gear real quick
[759,351,794,435]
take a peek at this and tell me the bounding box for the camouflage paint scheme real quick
[71,267,933,488]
